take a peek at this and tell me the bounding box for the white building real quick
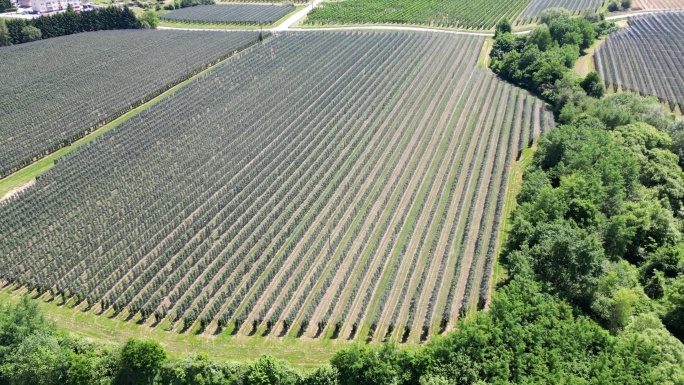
[19,0,81,13]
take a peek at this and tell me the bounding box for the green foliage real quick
[501,55,684,341]
[140,11,159,29]
[494,18,511,38]
[159,353,239,385]
[303,365,338,385]
[0,332,68,385]
[491,14,610,96]
[666,120,684,169]
[0,19,10,47]
[304,0,531,30]
[3,6,142,45]
[539,7,571,25]
[527,24,553,51]
[580,71,605,98]
[0,296,54,361]
[246,356,301,385]
[116,339,166,385]
[20,25,41,43]
[0,0,11,13]
[490,32,514,60]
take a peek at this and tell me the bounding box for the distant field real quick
[595,12,684,112]
[161,4,295,25]
[304,0,531,30]
[0,30,260,180]
[0,32,552,343]
[632,0,684,10]
[517,0,603,23]
[217,0,307,3]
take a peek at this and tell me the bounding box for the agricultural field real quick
[517,0,603,23]
[0,31,552,343]
[217,0,307,3]
[0,30,260,180]
[632,0,684,10]
[160,4,295,25]
[303,0,531,30]
[595,12,684,113]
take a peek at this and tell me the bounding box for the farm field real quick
[595,12,684,113]
[217,0,307,3]
[303,0,531,30]
[632,0,684,10]
[0,30,260,180]
[160,4,295,25]
[0,31,552,343]
[517,0,603,23]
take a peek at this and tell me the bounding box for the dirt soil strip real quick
[420,71,494,335]
[481,92,527,312]
[375,71,489,341]
[447,82,511,326]
[369,52,485,341]
[456,87,519,322]
[389,74,501,341]
[354,42,478,341]
[101,35,353,319]
[176,36,394,333]
[238,36,440,336]
[242,37,423,334]
[401,72,498,342]
[53,37,283,300]
[290,38,458,339]
[296,40,451,339]
[79,36,338,309]
[421,75,500,338]
[333,46,470,340]
[243,36,440,331]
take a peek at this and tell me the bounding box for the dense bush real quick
[490,14,611,95]
[1,6,142,46]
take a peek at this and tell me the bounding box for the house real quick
[19,0,81,13]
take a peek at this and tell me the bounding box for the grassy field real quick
[574,36,606,77]
[0,285,342,369]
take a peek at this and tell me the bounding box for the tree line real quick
[0,6,159,47]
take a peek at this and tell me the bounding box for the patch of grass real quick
[573,37,606,78]
[478,37,493,69]
[0,286,345,369]
[492,144,536,286]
